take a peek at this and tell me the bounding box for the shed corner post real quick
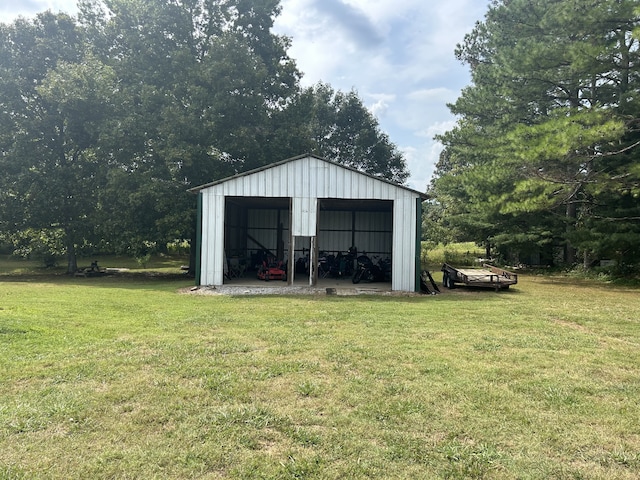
[195,191,203,286]
[415,198,423,292]
[287,198,294,286]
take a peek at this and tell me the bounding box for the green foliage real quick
[4,229,66,267]
[0,1,408,275]
[269,82,409,184]
[421,199,455,247]
[431,0,640,271]
[0,12,109,273]
[134,252,152,269]
[422,242,486,268]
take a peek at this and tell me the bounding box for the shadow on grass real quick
[0,271,194,292]
[533,275,640,292]
[0,254,189,275]
[0,272,526,301]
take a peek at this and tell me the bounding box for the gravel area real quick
[181,284,426,297]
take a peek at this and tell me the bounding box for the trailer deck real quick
[441,263,517,291]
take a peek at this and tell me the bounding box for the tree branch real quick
[593,216,640,222]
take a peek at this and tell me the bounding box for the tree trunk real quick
[188,228,197,277]
[565,201,577,265]
[66,238,77,274]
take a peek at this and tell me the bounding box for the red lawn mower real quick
[257,256,287,281]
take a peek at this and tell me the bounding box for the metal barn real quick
[189,154,427,292]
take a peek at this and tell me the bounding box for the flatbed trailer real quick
[441,263,517,291]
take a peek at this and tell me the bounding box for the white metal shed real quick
[189,154,427,292]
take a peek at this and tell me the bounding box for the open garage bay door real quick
[223,197,393,285]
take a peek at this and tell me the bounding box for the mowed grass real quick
[0,253,189,276]
[1,274,639,479]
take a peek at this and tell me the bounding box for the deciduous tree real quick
[270,82,409,184]
[0,13,117,272]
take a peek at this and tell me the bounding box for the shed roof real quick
[188,153,428,199]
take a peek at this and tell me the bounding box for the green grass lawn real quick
[1,272,639,479]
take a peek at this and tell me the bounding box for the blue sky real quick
[1,0,490,191]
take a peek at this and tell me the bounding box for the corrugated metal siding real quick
[241,208,289,259]
[225,202,244,257]
[217,157,406,201]
[200,191,225,286]
[318,211,352,254]
[248,209,279,228]
[241,209,393,262]
[292,197,317,236]
[246,209,268,257]
[392,196,418,291]
[355,211,392,256]
[316,210,392,257]
[199,156,422,291]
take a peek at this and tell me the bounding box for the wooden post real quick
[288,236,295,286]
[310,236,318,286]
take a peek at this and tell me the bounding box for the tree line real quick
[0,0,408,273]
[428,0,640,273]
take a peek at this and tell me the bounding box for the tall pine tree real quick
[432,0,640,270]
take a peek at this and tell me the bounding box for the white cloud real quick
[421,120,458,139]
[401,138,448,192]
[274,0,488,188]
[408,88,457,103]
[0,0,77,21]
[366,93,396,118]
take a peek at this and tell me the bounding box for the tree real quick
[2,1,408,272]
[76,0,303,269]
[81,2,406,266]
[0,12,117,273]
[269,82,409,184]
[431,0,640,269]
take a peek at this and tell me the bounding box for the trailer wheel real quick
[443,272,455,289]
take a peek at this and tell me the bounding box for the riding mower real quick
[257,256,287,281]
